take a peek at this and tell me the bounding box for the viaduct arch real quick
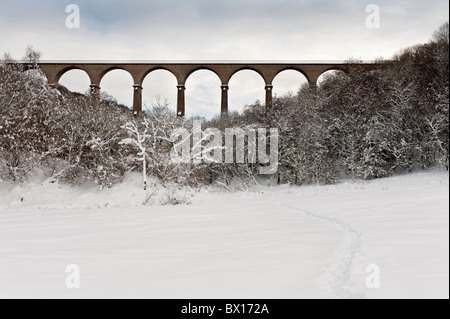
[38,62,377,116]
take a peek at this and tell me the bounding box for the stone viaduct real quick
[37,61,376,116]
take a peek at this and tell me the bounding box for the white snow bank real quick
[0,170,448,299]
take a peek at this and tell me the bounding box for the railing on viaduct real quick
[37,61,377,116]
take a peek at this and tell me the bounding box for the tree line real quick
[0,24,448,189]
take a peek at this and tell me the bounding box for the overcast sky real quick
[1,0,448,117]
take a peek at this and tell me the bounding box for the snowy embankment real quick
[0,170,448,299]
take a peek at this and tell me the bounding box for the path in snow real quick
[279,202,363,299]
[269,171,449,299]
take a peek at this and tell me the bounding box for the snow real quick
[0,170,448,299]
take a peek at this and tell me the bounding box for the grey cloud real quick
[0,0,448,116]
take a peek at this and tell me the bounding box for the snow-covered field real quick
[0,170,448,299]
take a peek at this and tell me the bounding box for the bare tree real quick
[432,22,449,45]
[22,45,41,67]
